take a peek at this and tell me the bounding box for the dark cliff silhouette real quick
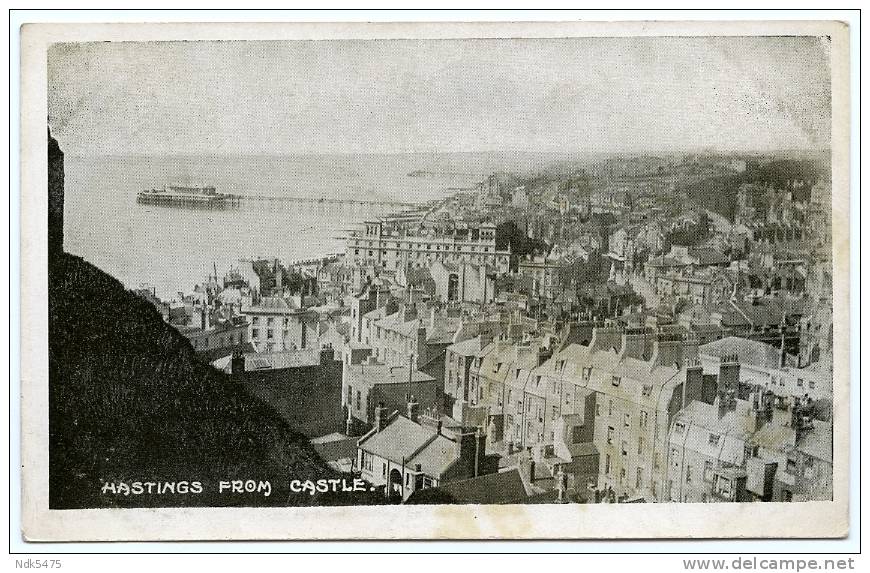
[47,130,377,508]
[48,128,64,254]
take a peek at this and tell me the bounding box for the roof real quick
[447,336,485,357]
[700,336,783,370]
[242,296,293,314]
[198,341,256,365]
[311,435,358,463]
[412,434,462,477]
[346,363,436,387]
[359,415,437,464]
[796,420,833,464]
[244,348,320,370]
[438,469,529,504]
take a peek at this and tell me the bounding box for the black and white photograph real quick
[17,17,852,542]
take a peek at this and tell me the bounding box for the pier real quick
[227,194,418,209]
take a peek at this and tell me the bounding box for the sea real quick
[63,152,564,301]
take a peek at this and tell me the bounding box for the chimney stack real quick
[230,350,245,375]
[619,327,652,360]
[683,356,703,408]
[717,354,740,418]
[374,402,388,432]
[407,396,420,423]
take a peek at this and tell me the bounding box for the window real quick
[596,403,601,417]
[708,433,721,447]
[252,316,259,325]
[267,317,274,326]
[605,454,612,475]
[803,457,815,478]
[713,475,732,498]
[607,426,615,445]
[797,378,804,388]
[703,460,714,482]
[266,329,273,339]
[252,328,259,338]
[355,390,361,411]
[642,385,653,397]
[637,436,644,454]
[685,464,692,483]
[786,457,797,474]
[654,452,661,470]
[636,467,643,489]
[572,425,584,443]
[608,400,613,416]
[623,413,631,427]
[382,463,386,477]
[582,367,592,381]
[640,410,649,429]
[551,405,558,420]
[346,385,353,407]
[743,443,757,460]
[612,376,621,387]
[781,489,793,502]
[674,421,686,434]
[809,379,816,389]
[621,441,628,456]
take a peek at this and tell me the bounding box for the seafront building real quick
[345,215,510,273]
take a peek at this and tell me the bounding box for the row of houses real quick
[440,325,833,503]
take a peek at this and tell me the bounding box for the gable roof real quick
[359,415,438,464]
[700,336,783,370]
[438,469,530,504]
[358,415,464,478]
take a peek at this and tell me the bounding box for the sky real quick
[47,37,832,156]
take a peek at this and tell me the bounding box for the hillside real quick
[48,131,379,508]
[677,159,825,221]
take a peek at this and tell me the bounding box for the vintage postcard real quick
[19,19,851,540]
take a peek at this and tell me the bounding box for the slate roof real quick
[438,469,530,504]
[700,336,783,370]
[358,415,462,478]
[446,335,484,357]
[796,420,833,464]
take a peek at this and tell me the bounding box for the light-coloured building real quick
[342,362,438,430]
[430,260,496,304]
[241,296,316,353]
[357,404,486,501]
[653,268,735,307]
[667,392,832,503]
[345,218,510,273]
[700,336,832,403]
[518,255,567,301]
